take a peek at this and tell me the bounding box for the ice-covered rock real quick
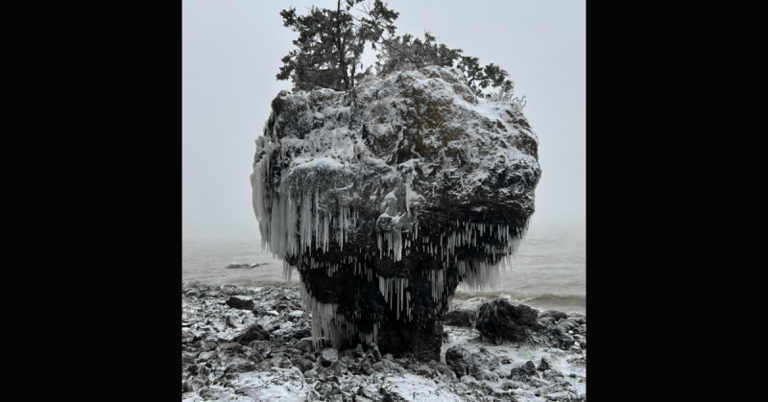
[252,66,541,361]
[320,348,338,367]
[509,360,537,378]
[445,345,502,381]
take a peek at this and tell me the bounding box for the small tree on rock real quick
[277,0,377,91]
[278,0,519,101]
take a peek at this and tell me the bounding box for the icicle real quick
[283,261,294,285]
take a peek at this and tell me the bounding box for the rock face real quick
[251,66,541,361]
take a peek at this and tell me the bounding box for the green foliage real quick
[373,31,462,76]
[456,57,514,99]
[277,0,371,91]
[277,0,519,101]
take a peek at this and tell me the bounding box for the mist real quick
[182,0,585,241]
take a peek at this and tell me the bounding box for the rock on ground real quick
[182,281,586,402]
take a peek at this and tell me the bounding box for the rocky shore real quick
[182,281,586,401]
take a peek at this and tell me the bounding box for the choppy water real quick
[182,225,585,314]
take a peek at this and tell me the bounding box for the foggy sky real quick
[182,0,585,241]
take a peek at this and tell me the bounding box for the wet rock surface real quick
[444,309,476,327]
[473,299,578,351]
[182,281,586,401]
[476,299,538,344]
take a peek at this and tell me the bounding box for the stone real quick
[319,362,342,377]
[445,346,473,377]
[510,360,536,378]
[538,356,551,371]
[199,340,218,351]
[226,295,255,310]
[248,340,272,358]
[444,309,475,327]
[294,339,314,353]
[360,359,373,375]
[354,343,364,358]
[219,342,240,351]
[315,382,332,395]
[185,289,200,298]
[539,317,556,327]
[185,375,207,393]
[290,327,312,340]
[270,354,294,369]
[475,299,538,344]
[250,350,264,363]
[428,361,458,381]
[251,307,268,317]
[320,349,338,367]
[347,362,361,375]
[236,323,270,344]
[367,343,382,363]
[224,356,257,373]
[282,347,303,357]
[292,357,315,373]
[412,363,433,376]
[473,368,499,382]
[197,350,216,361]
[445,346,504,380]
[539,310,568,321]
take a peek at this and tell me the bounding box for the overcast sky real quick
[182,0,585,241]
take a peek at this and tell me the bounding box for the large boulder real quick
[251,66,540,361]
[475,299,538,344]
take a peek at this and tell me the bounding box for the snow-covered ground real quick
[182,282,586,401]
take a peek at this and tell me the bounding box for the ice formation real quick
[251,66,541,359]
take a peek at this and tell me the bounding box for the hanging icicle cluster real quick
[299,275,379,349]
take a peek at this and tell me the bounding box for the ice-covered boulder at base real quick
[251,65,541,361]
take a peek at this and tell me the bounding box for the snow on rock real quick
[182,281,586,401]
[251,66,541,361]
[474,298,579,351]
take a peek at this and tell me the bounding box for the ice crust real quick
[251,66,541,349]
